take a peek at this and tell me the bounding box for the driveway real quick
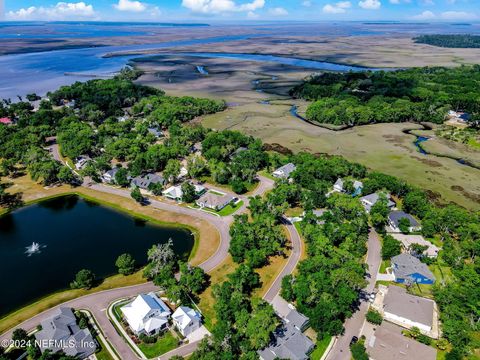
[325,228,382,360]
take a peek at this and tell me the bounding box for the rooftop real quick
[389,211,420,228]
[258,324,314,360]
[384,285,434,327]
[391,253,435,281]
[391,234,440,257]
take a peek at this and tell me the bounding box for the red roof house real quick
[0,117,12,125]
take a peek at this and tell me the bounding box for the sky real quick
[0,0,479,22]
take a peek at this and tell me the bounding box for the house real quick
[367,324,436,360]
[34,307,97,359]
[75,156,91,170]
[131,173,166,190]
[163,185,183,201]
[102,167,121,184]
[121,292,172,336]
[391,253,435,285]
[179,166,188,179]
[388,211,421,233]
[272,163,296,179]
[382,285,435,333]
[285,309,309,332]
[360,192,395,212]
[258,324,314,360]
[192,142,203,154]
[0,117,13,125]
[229,146,248,159]
[333,178,363,195]
[172,306,202,337]
[196,191,235,211]
[391,234,440,258]
[147,127,163,138]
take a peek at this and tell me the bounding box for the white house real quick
[172,306,202,337]
[163,185,183,201]
[383,285,435,334]
[272,163,296,179]
[360,192,395,213]
[333,178,363,195]
[102,167,121,184]
[75,156,91,170]
[121,292,172,336]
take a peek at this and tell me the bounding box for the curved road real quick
[1,169,304,360]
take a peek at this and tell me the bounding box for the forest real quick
[291,65,480,126]
[414,34,480,48]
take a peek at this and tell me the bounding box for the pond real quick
[0,195,194,316]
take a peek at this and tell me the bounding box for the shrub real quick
[366,309,383,325]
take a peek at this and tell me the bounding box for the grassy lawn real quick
[285,206,304,217]
[217,200,244,216]
[379,259,391,274]
[258,170,277,181]
[310,336,333,360]
[0,271,146,335]
[95,335,116,360]
[137,331,178,359]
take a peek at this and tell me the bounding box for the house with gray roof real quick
[388,210,421,233]
[383,285,435,334]
[196,191,235,211]
[131,173,166,191]
[391,234,440,258]
[360,192,395,213]
[285,309,309,332]
[391,253,435,285]
[333,178,363,196]
[272,163,296,179]
[258,323,314,360]
[367,324,436,360]
[34,307,97,359]
[102,167,121,184]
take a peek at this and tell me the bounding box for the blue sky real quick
[1,0,479,22]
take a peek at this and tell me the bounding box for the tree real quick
[70,269,95,289]
[130,186,143,203]
[115,253,136,275]
[181,182,197,203]
[145,239,176,278]
[164,159,181,183]
[381,235,402,260]
[350,341,368,360]
[57,166,76,184]
[187,155,207,179]
[230,178,247,194]
[179,262,209,295]
[366,309,383,325]
[12,328,29,343]
[398,217,411,234]
[114,168,130,187]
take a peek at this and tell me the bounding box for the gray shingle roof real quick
[273,163,296,178]
[389,211,419,228]
[383,285,434,328]
[285,309,309,331]
[360,192,395,211]
[258,324,314,360]
[131,173,165,190]
[391,253,435,282]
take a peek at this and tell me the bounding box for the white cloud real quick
[323,1,351,13]
[247,10,259,18]
[7,2,95,20]
[412,10,435,19]
[358,0,381,9]
[182,0,265,14]
[114,0,146,12]
[411,10,476,20]
[302,0,312,7]
[268,7,288,16]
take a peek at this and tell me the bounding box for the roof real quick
[104,167,121,178]
[0,117,12,124]
[196,191,234,209]
[273,163,296,178]
[391,254,435,281]
[121,292,171,333]
[163,185,183,199]
[285,309,309,331]
[391,234,440,257]
[383,285,434,328]
[34,307,96,357]
[131,173,165,189]
[258,324,314,360]
[147,128,163,137]
[389,211,420,228]
[334,178,363,191]
[360,192,395,211]
[172,306,201,330]
[367,324,436,360]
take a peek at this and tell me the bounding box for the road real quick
[0,159,284,360]
[325,228,382,360]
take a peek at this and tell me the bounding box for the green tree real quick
[114,168,130,187]
[130,186,143,203]
[350,341,368,360]
[366,309,383,325]
[12,328,29,344]
[181,182,197,203]
[179,262,209,295]
[115,253,136,275]
[381,235,402,260]
[57,166,76,184]
[398,217,411,234]
[70,269,95,289]
[164,159,181,184]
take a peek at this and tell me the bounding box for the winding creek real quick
[0,195,193,316]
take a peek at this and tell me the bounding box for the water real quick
[414,136,430,155]
[0,195,194,316]
[196,65,209,75]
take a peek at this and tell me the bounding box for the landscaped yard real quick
[310,336,333,360]
[217,200,244,216]
[95,335,116,360]
[379,259,391,274]
[137,331,178,359]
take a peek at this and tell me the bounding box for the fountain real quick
[25,242,42,256]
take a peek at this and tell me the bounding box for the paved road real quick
[325,228,381,360]
[0,169,276,360]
